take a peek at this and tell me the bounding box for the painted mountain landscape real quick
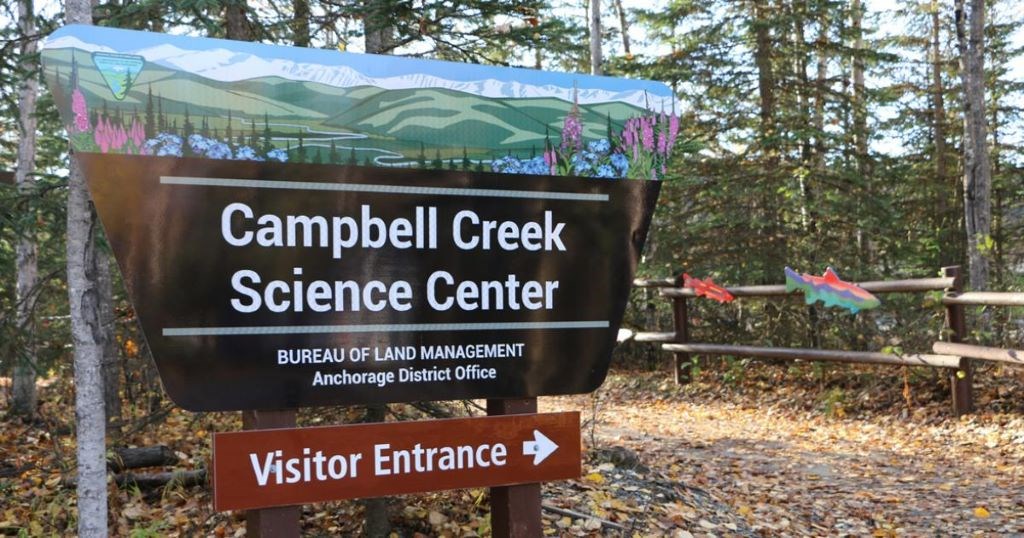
[41,25,681,180]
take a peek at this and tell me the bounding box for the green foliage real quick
[820,387,848,418]
[128,521,167,538]
[618,0,1024,363]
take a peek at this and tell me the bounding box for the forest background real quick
[0,0,1022,535]
[5,0,1020,394]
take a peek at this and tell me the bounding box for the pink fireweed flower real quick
[561,112,583,152]
[623,119,637,148]
[641,117,655,152]
[543,148,558,174]
[129,119,145,150]
[114,123,128,151]
[71,89,90,133]
[94,118,110,153]
[94,117,129,153]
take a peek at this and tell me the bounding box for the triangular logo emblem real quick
[91,52,144,100]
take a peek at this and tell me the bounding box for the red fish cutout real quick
[682,274,735,303]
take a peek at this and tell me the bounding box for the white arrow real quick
[522,430,558,465]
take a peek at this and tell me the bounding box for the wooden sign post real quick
[488,398,543,538]
[241,410,299,537]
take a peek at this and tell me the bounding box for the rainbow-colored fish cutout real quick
[784,267,880,314]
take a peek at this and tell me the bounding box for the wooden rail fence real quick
[626,265,1023,416]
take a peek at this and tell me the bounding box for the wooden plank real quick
[661,343,962,369]
[662,284,791,298]
[660,276,956,298]
[942,292,1024,306]
[633,331,676,343]
[933,341,1024,365]
[107,446,178,472]
[632,277,676,288]
[672,298,691,384]
[488,398,543,538]
[242,410,299,538]
[942,266,973,416]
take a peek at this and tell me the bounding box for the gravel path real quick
[543,371,1024,537]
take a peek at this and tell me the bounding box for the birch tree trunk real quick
[12,0,39,419]
[97,257,121,437]
[589,0,602,75]
[613,0,631,55]
[954,0,992,291]
[66,0,108,535]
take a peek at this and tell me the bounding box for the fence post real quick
[242,410,300,538]
[488,398,541,538]
[672,273,692,383]
[943,266,973,416]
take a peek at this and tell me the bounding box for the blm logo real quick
[91,52,144,100]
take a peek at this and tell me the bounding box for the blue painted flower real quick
[267,148,289,162]
[188,134,212,154]
[144,133,183,157]
[610,153,629,174]
[523,156,550,175]
[596,164,617,178]
[206,141,233,160]
[587,138,611,154]
[234,146,263,161]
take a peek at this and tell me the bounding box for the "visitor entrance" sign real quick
[212,412,580,511]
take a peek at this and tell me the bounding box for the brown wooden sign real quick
[212,411,580,512]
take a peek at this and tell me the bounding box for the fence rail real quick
[942,292,1024,306]
[632,277,677,288]
[932,342,1024,365]
[659,276,955,298]
[663,343,963,369]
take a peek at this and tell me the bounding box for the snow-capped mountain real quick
[45,35,669,109]
[44,35,115,54]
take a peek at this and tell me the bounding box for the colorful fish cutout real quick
[784,266,880,313]
[682,273,735,303]
[91,52,144,100]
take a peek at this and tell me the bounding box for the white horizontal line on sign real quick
[160,176,609,202]
[162,320,610,337]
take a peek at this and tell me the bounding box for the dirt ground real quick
[542,364,1024,537]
